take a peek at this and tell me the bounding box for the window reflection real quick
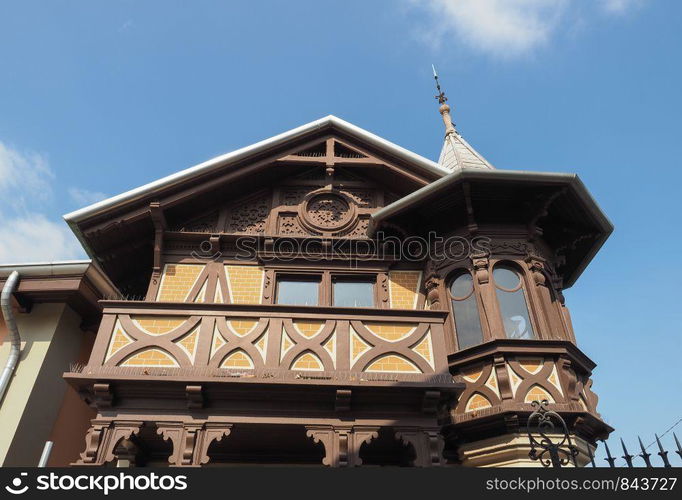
[333,279,374,307]
[492,265,535,340]
[276,278,320,306]
[449,272,484,350]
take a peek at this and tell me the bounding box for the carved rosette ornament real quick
[299,190,357,236]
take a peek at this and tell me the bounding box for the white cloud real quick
[600,0,646,14]
[411,0,648,58]
[0,213,83,262]
[0,141,54,211]
[68,187,108,206]
[0,140,85,263]
[414,0,568,58]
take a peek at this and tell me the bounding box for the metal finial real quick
[432,64,447,105]
[674,432,682,461]
[602,440,616,467]
[655,434,672,467]
[637,436,653,467]
[620,438,634,468]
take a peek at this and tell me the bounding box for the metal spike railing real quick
[596,434,682,467]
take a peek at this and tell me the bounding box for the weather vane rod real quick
[432,64,448,105]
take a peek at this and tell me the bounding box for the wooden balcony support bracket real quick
[305,425,379,467]
[149,201,167,292]
[93,382,113,408]
[157,422,233,467]
[422,390,441,415]
[395,427,444,467]
[186,384,204,409]
[335,388,352,413]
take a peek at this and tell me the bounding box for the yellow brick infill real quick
[388,271,422,309]
[225,265,265,304]
[156,264,205,302]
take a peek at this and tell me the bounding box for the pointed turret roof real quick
[432,66,494,171]
[438,131,494,171]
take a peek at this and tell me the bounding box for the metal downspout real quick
[0,271,21,404]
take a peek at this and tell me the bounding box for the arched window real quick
[492,264,536,340]
[449,271,484,350]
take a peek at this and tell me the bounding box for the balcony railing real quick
[77,301,452,386]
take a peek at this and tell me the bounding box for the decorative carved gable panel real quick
[223,191,271,234]
[176,211,219,233]
[171,163,385,238]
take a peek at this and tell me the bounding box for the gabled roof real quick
[438,131,494,171]
[63,115,449,226]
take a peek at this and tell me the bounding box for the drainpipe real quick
[0,271,20,404]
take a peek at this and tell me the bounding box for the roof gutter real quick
[0,271,21,406]
[0,260,121,300]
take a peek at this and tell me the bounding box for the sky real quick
[0,0,680,466]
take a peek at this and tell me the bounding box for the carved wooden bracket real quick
[78,420,110,464]
[103,421,144,464]
[422,390,441,414]
[197,423,233,465]
[396,427,444,467]
[186,384,203,409]
[335,389,352,412]
[305,425,378,467]
[472,254,489,285]
[149,202,167,274]
[158,422,232,467]
[92,383,113,408]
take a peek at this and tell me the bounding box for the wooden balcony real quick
[68,301,456,389]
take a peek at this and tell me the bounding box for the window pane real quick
[452,295,484,349]
[493,266,521,290]
[495,288,536,339]
[276,279,319,306]
[333,280,374,308]
[450,273,474,299]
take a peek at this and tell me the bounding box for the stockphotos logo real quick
[5,472,28,495]
[4,472,188,496]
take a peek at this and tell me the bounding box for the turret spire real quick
[431,65,494,172]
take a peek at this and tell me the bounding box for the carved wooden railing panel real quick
[84,301,450,384]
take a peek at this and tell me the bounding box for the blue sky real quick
[0,0,680,465]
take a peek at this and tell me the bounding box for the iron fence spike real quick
[620,438,634,468]
[674,432,682,461]
[655,434,672,467]
[602,440,617,467]
[637,435,653,468]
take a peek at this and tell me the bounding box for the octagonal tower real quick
[368,87,613,466]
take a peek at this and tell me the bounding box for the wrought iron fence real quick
[526,399,682,468]
[591,433,682,468]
